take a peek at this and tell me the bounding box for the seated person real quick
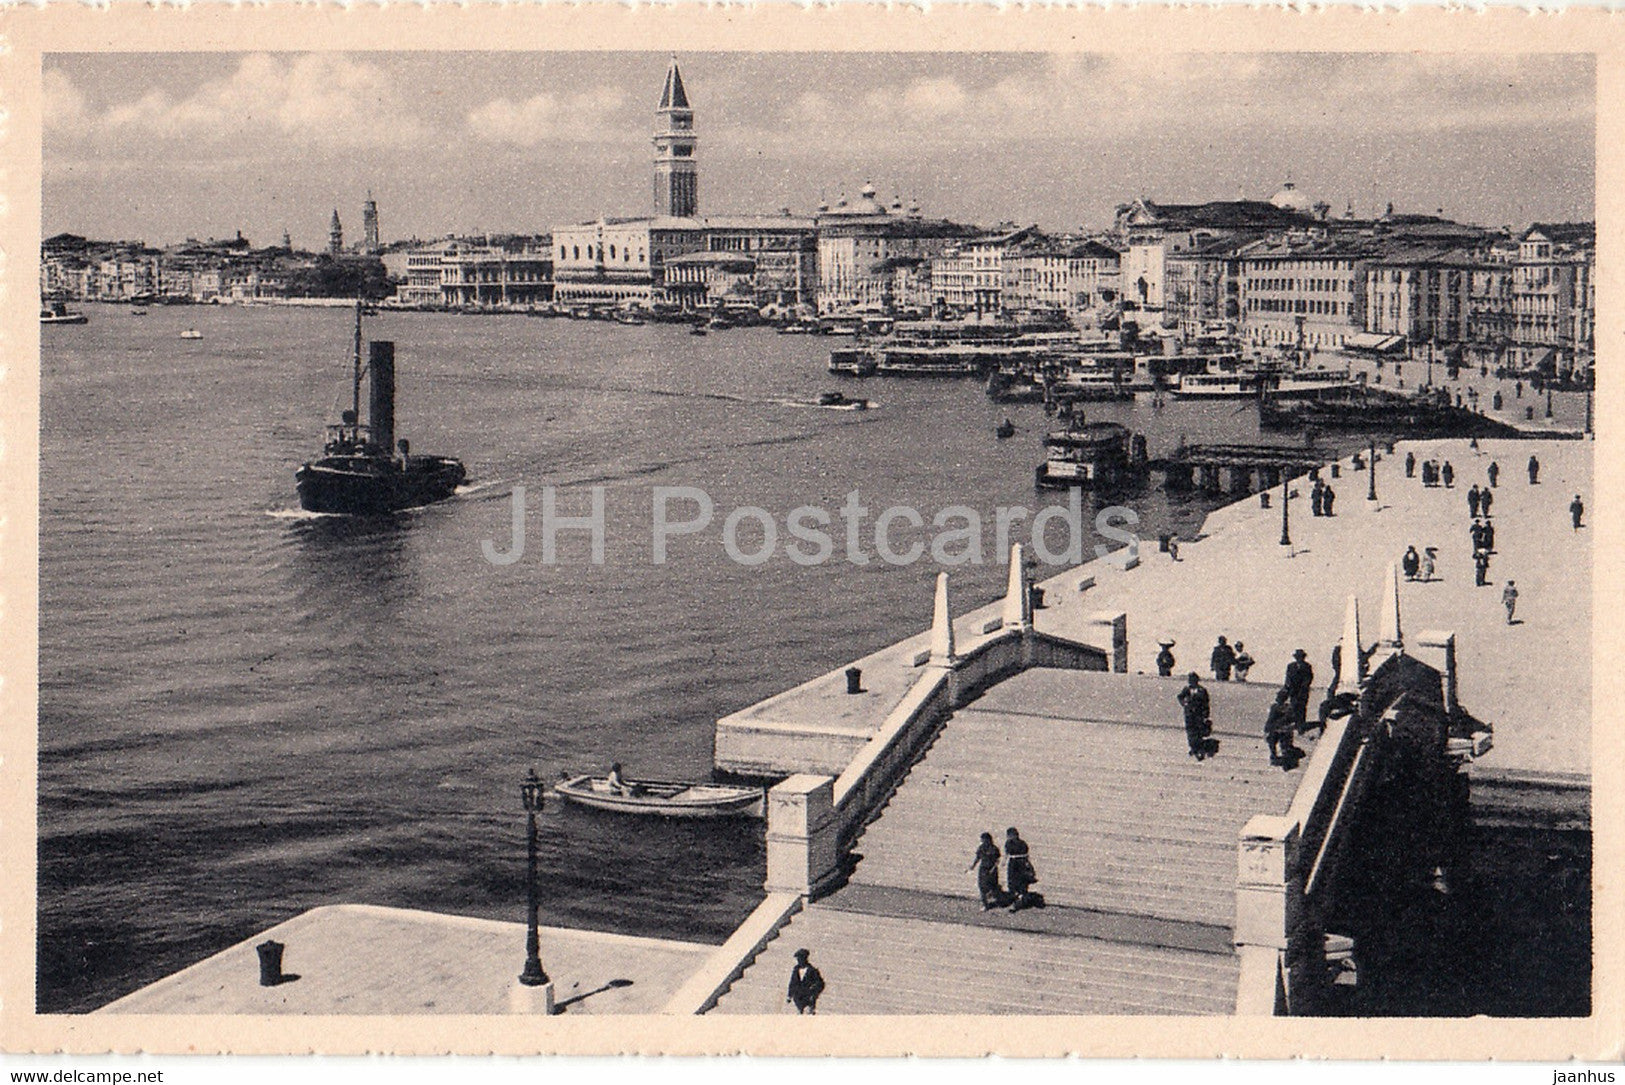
[605,762,633,795]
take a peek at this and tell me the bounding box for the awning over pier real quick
[1344,332,1406,353]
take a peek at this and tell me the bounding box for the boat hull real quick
[553,775,765,818]
[295,456,466,515]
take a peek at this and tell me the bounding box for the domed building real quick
[1269,180,1315,214]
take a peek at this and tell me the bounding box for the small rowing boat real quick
[553,774,764,818]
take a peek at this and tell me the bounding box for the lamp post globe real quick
[1367,438,1378,502]
[1279,469,1292,547]
[519,768,550,987]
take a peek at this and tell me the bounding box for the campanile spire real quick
[653,57,698,218]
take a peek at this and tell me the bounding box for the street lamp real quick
[519,768,550,988]
[1279,468,1292,547]
[1367,438,1378,502]
[1546,383,1554,420]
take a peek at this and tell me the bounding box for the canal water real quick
[39,304,1308,1012]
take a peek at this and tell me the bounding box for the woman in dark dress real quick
[968,832,1003,910]
[1004,828,1037,912]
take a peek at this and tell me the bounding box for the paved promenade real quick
[99,904,714,1014]
[1034,436,1591,776]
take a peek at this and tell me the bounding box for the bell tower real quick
[652,57,698,219]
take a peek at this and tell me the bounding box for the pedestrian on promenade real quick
[1284,649,1315,731]
[1167,536,1180,562]
[969,832,1003,910]
[1402,545,1421,581]
[1528,455,1540,484]
[1233,642,1255,682]
[1322,485,1336,516]
[1442,462,1455,488]
[1516,380,1524,399]
[1489,461,1500,488]
[1571,495,1585,531]
[1155,639,1177,678]
[1493,391,1504,411]
[1468,484,1482,518]
[1311,479,1325,517]
[1004,828,1039,911]
[1178,673,1214,760]
[1265,688,1302,768]
[1503,580,1519,625]
[1482,520,1496,553]
[1480,487,1494,517]
[1470,520,1485,552]
[787,949,825,1014]
[1421,547,1437,583]
[1474,548,1491,587]
[1211,636,1236,682]
[1405,451,1417,478]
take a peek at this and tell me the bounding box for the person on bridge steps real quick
[1403,545,1421,581]
[1285,649,1315,732]
[1503,580,1519,625]
[1210,636,1235,681]
[787,949,825,1014]
[1004,828,1040,911]
[1178,673,1214,760]
[1571,495,1585,531]
[1265,688,1303,769]
[969,832,1003,910]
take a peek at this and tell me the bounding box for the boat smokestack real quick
[369,341,395,455]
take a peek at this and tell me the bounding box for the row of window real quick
[1248,298,1350,316]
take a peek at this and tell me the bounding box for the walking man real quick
[1480,486,1493,517]
[1482,519,1496,554]
[1402,545,1421,581]
[1211,636,1236,682]
[1284,649,1315,731]
[787,949,825,1014]
[1528,455,1540,484]
[1488,461,1500,488]
[1322,484,1336,517]
[1474,548,1491,587]
[1442,462,1455,488]
[1468,484,1482,519]
[1178,673,1213,760]
[1571,494,1585,531]
[1502,580,1519,625]
[1265,688,1301,767]
[1406,451,1417,478]
[1311,479,1324,517]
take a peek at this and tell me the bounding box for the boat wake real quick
[264,506,342,521]
[454,478,514,499]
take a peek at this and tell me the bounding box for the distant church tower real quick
[328,210,344,256]
[362,191,380,253]
[652,57,698,219]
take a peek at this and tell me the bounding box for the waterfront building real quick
[393,236,553,309]
[1238,237,1379,350]
[653,58,698,219]
[817,186,977,314]
[329,210,344,256]
[1362,246,1477,350]
[362,192,380,254]
[1507,224,1594,377]
[1162,237,1256,338]
[1113,194,1317,324]
[1001,238,1123,321]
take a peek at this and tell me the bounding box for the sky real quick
[42,51,1596,249]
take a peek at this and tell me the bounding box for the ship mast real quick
[351,297,363,441]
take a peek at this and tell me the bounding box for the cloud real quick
[466,85,632,146]
[46,54,431,149]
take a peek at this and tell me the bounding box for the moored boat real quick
[817,390,871,410]
[553,774,765,818]
[40,301,88,325]
[1034,420,1144,491]
[828,347,877,377]
[179,328,203,340]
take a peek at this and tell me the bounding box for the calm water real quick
[39,304,1282,1011]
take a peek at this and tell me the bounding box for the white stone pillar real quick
[1413,630,1458,716]
[930,571,957,666]
[1235,814,1302,1015]
[1002,544,1033,632]
[1339,594,1364,690]
[1377,562,1403,656]
[765,774,839,896]
[1084,610,1129,673]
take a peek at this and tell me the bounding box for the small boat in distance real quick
[817,390,871,410]
[553,773,765,818]
[295,301,466,515]
[996,418,1017,439]
[40,301,88,325]
[179,328,203,340]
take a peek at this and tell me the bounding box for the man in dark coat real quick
[1528,455,1540,484]
[1405,451,1416,478]
[1322,485,1336,516]
[1177,673,1213,760]
[1470,520,1485,552]
[1488,461,1500,488]
[1480,486,1494,517]
[1468,484,1482,518]
[1571,495,1585,530]
[1482,519,1496,553]
[1402,545,1421,581]
[1442,462,1454,488]
[787,949,825,1014]
[1311,479,1324,517]
[1210,636,1236,681]
[1264,688,1300,766]
[1284,649,1314,730]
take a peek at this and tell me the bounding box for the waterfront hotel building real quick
[552,59,818,310]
